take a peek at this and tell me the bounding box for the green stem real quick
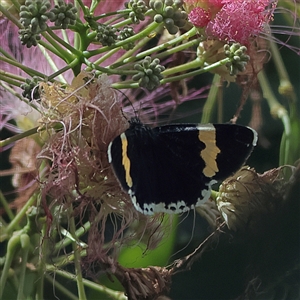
[38,39,66,60]
[257,70,290,133]
[35,223,47,300]
[111,81,139,89]
[54,221,91,252]
[162,58,204,77]
[0,56,48,79]
[93,9,131,20]
[89,0,101,13]
[52,248,87,268]
[0,82,41,113]
[138,25,198,58]
[4,194,37,237]
[84,21,162,58]
[109,36,151,68]
[68,205,87,300]
[0,74,22,87]
[269,37,298,117]
[76,0,90,14]
[110,37,201,72]
[0,234,21,299]
[47,58,80,81]
[84,58,136,75]
[41,30,77,61]
[44,274,79,300]
[37,44,67,84]
[155,38,201,60]
[45,28,81,57]
[0,44,20,61]
[47,64,74,82]
[0,190,15,223]
[112,56,231,89]
[201,74,221,123]
[258,70,291,165]
[0,70,27,83]
[92,48,120,67]
[0,126,39,149]
[0,5,22,27]
[210,190,219,202]
[45,267,127,300]
[111,18,133,28]
[161,57,231,83]
[9,0,21,11]
[109,26,198,69]
[17,234,30,300]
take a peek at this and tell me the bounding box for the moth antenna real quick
[113,89,138,121]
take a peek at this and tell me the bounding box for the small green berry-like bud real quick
[96,24,118,46]
[125,0,148,24]
[149,0,187,35]
[132,56,165,90]
[164,0,172,6]
[20,76,41,100]
[49,1,77,29]
[19,27,41,47]
[153,0,163,13]
[164,6,174,17]
[118,26,135,50]
[154,14,164,23]
[224,43,250,76]
[19,0,53,33]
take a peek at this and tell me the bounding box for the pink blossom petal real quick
[207,0,275,44]
[189,7,211,27]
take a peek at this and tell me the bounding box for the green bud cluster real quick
[19,0,53,33]
[18,28,41,47]
[149,0,187,34]
[224,43,250,76]
[118,26,135,50]
[20,77,40,100]
[125,0,148,24]
[96,24,118,46]
[49,0,77,29]
[132,56,165,90]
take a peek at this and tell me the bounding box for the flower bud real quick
[216,166,293,232]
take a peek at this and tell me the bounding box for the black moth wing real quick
[136,124,213,213]
[212,123,257,180]
[108,121,257,215]
[109,123,212,214]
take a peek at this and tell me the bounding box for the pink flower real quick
[186,0,276,45]
[207,0,276,44]
[189,7,211,27]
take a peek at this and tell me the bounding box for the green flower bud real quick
[118,26,135,50]
[125,0,148,24]
[19,28,41,47]
[49,0,77,29]
[132,56,165,90]
[19,0,52,33]
[154,14,164,23]
[96,24,118,46]
[164,6,174,17]
[224,43,250,76]
[20,76,41,99]
[149,0,187,34]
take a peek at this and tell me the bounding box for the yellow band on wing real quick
[120,133,133,188]
[198,126,220,177]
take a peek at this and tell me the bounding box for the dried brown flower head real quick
[37,73,166,264]
[216,165,294,232]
